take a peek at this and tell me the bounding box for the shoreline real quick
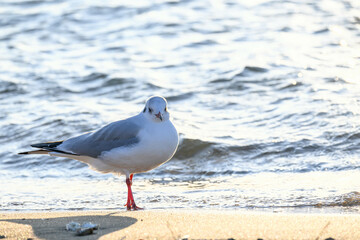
[1,209,360,239]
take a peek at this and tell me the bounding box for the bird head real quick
[143,96,170,122]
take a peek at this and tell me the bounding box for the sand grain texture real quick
[0,210,359,240]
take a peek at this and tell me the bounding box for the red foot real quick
[125,202,143,211]
[124,174,143,211]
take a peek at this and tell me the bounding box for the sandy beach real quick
[0,210,359,240]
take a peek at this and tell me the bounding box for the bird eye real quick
[148,108,153,113]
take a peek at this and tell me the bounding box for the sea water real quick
[1,0,360,212]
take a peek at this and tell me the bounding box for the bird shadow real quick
[1,212,137,239]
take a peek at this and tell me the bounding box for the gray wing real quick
[59,118,141,158]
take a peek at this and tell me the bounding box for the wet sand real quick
[1,210,360,239]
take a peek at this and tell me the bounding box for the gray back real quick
[61,117,141,158]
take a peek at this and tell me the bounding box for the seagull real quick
[19,96,179,210]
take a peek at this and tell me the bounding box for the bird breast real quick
[99,120,179,174]
[138,120,179,164]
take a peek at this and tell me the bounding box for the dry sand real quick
[0,209,359,240]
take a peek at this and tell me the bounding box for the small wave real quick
[228,144,261,153]
[79,72,108,83]
[147,170,250,179]
[323,131,360,151]
[182,39,218,48]
[233,66,268,78]
[166,92,194,101]
[173,138,215,160]
[152,64,178,69]
[145,82,163,89]
[103,77,129,87]
[313,28,329,34]
[0,81,22,95]
[208,66,269,89]
[279,27,291,32]
[173,137,329,173]
[270,97,293,105]
[333,192,360,207]
[324,77,348,84]
[209,78,232,84]
[104,46,126,52]
[279,81,304,90]
[252,146,296,160]
[315,192,360,207]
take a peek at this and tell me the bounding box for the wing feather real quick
[58,116,141,158]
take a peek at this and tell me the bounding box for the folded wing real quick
[58,118,141,158]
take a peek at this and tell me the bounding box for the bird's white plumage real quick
[49,96,179,177]
[100,114,178,175]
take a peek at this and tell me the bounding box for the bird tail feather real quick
[18,150,49,155]
[18,140,79,156]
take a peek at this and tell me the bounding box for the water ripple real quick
[1,0,360,211]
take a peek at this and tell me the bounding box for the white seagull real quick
[19,96,179,210]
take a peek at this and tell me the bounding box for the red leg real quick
[124,174,143,211]
[125,174,133,208]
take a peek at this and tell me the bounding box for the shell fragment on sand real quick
[66,222,99,236]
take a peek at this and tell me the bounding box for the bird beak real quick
[155,112,163,121]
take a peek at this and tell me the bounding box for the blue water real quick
[1,0,360,212]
